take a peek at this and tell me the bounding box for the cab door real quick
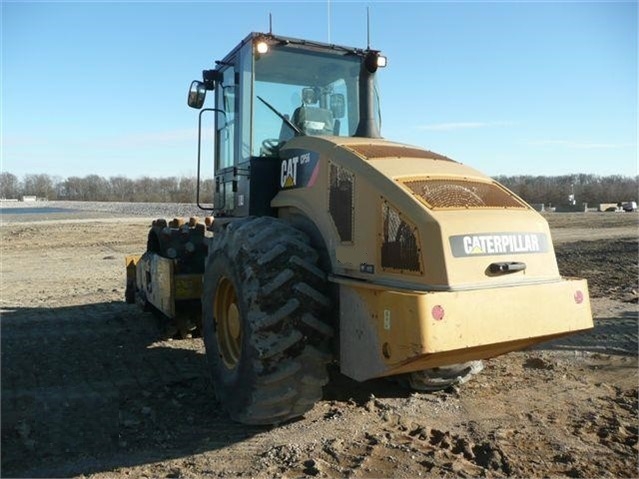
[213,62,238,214]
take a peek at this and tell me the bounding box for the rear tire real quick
[202,217,333,425]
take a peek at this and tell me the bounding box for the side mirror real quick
[188,81,207,109]
[330,93,345,119]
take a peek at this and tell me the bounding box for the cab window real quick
[216,66,236,170]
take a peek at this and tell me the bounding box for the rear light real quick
[432,305,445,321]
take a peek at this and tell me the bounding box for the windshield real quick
[252,46,379,156]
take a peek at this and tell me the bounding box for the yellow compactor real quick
[126,32,593,425]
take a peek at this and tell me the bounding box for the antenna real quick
[327,0,331,43]
[366,6,370,49]
[269,12,272,34]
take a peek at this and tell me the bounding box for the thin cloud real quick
[417,121,511,132]
[529,140,635,150]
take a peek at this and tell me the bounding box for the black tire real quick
[400,361,484,392]
[202,217,333,425]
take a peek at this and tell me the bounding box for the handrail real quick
[196,108,225,211]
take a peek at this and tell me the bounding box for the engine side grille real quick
[329,163,354,242]
[381,201,422,273]
[343,144,455,162]
[402,178,526,210]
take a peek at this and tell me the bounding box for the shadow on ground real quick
[1,302,254,477]
[0,302,406,478]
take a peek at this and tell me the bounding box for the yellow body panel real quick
[133,253,202,318]
[272,136,562,290]
[139,253,175,317]
[339,278,592,381]
[125,255,140,286]
[272,136,594,381]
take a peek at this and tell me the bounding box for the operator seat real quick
[292,88,334,136]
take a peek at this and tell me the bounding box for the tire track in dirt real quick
[251,395,516,478]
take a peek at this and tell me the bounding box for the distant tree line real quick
[0,171,637,206]
[0,172,214,203]
[494,174,638,207]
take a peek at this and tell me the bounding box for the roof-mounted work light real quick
[364,51,387,73]
[255,41,269,54]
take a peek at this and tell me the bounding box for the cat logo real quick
[280,150,317,189]
[280,157,300,188]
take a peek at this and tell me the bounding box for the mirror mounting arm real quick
[203,69,223,90]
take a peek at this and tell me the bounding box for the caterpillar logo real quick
[280,149,320,190]
[449,233,549,257]
[281,156,301,188]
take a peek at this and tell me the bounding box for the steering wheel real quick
[261,138,284,156]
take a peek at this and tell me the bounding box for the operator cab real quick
[188,32,386,217]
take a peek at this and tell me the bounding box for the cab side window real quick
[216,66,236,170]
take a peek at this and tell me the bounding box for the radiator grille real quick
[402,179,526,210]
[381,202,421,273]
[343,144,454,162]
[329,163,354,242]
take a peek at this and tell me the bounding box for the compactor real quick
[126,32,593,425]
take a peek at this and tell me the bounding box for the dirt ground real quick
[1,209,637,478]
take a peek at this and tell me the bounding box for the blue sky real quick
[2,1,637,179]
